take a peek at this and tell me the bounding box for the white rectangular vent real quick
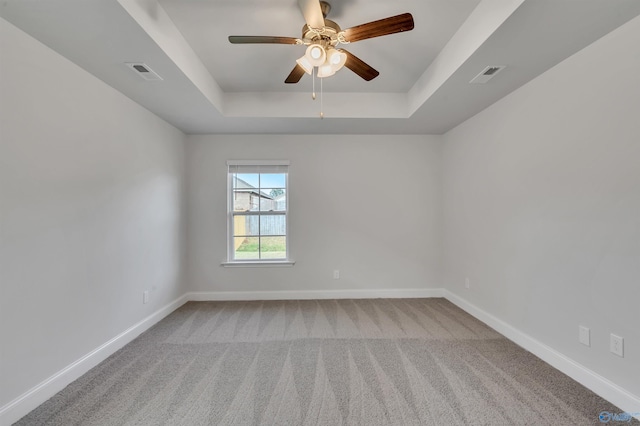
[125,63,163,81]
[470,65,506,84]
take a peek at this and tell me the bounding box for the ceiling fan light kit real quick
[295,56,313,75]
[329,49,346,65]
[297,44,346,78]
[305,44,326,67]
[317,63,335,78]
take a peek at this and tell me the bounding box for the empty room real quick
[1,0,639,424]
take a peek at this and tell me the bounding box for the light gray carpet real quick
[16,298,636,425]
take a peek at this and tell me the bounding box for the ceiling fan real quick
[228,0,414,84]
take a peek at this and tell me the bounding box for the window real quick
[226,160,291,265]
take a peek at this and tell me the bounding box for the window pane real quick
[260,173,286,188]
[259,215,286,236]
[249,194,261,211]
[232,173,259,189]
[234,237,259,260]
[262,189,286,211]
[233,215,260,237]
[232,190,253,212]
[260,236,286,259]
[259,195,276,212]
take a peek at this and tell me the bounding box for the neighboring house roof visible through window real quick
[232,177,273,199]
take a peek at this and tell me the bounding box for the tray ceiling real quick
[2,0,640,134]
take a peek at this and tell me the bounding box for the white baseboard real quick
[0,294,189,426]
[442,289,640,420]
[187,288,444,301]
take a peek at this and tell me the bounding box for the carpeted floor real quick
[16,298,636,425]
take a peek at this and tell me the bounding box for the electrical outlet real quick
[465,278,470,289]
[610,334,624,357]
[333,270,340,279]
[143,290,149,304]
[579,326,590,346]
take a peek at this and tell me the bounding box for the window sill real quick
[221,260,296,268]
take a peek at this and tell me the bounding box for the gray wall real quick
[442,15,640,396]
[186,134,443,294]
[0,18,187,408]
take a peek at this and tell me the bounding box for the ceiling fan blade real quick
[341,13,414,43]
[228,36,300,45]
[343,49,379,81]
[297,0,325,29]
[285,64,306,84]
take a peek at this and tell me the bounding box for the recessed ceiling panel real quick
[159,0,482,93]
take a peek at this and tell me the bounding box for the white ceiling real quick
[2,0,640,135]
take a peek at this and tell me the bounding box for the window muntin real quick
[228,161,289,262]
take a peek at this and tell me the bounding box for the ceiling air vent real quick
[469,65,506,84]
[125,63,163,81]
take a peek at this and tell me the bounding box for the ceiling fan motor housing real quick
[302,19,341,47]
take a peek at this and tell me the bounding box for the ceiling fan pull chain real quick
[320,77,324,119]
[312,67,316,100]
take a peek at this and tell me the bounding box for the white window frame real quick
[222,160,294,267]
